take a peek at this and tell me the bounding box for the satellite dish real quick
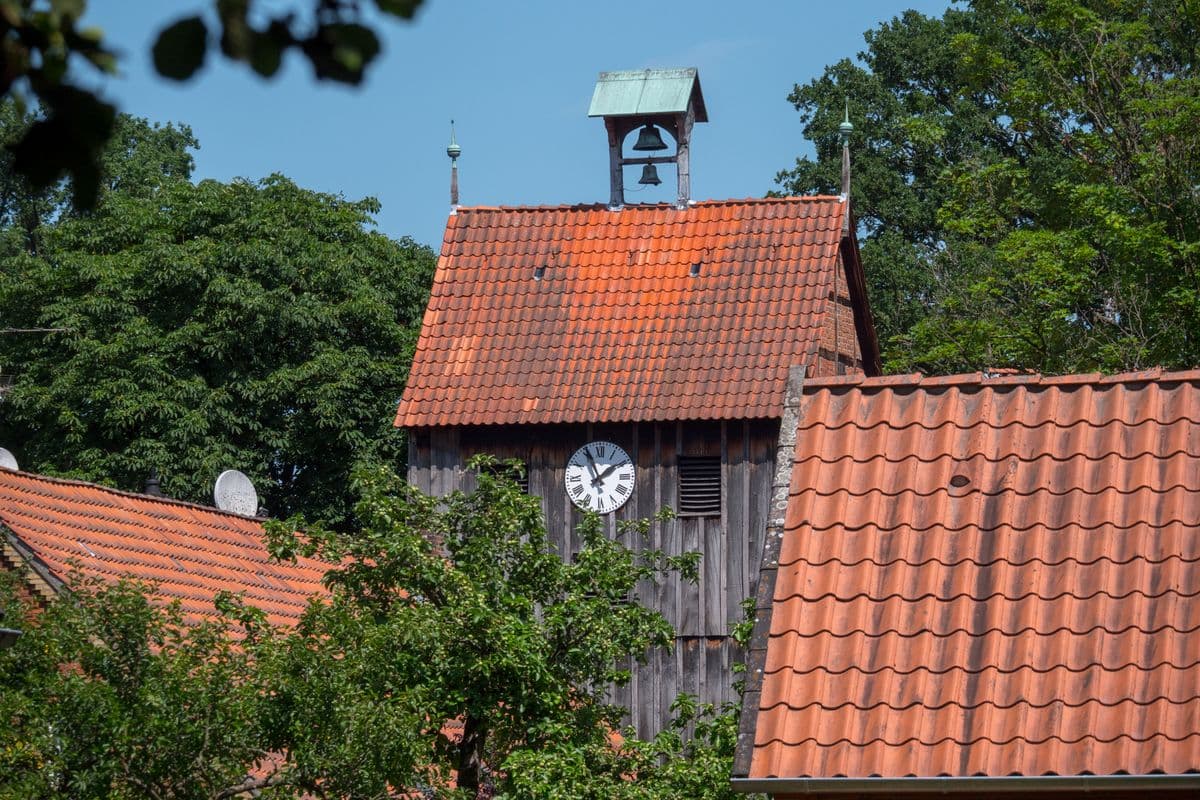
[213,469,259,516]
[0,447,18,471]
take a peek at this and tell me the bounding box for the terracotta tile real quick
[749,370,1200,780]
[396,198,852,427]
[1,470,328,629]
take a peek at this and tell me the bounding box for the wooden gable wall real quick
[407,416,780,735]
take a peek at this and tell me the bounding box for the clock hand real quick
[592,462,620,486]
[583,449,600,481]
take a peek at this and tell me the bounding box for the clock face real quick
[565,441,634,514]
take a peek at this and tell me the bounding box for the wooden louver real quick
[480,459,529,494]
[678,456,721,515]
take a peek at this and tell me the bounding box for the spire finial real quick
[838,99,853,146]
[447,119,461,161]
[839,100,852,229]
[447,119,461,208]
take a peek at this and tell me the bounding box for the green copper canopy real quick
[587,68,708,122]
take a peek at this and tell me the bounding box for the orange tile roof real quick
[744,369,1200,782]
[0,469,328,628]
[396,198,864,427]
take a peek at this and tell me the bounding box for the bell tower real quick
[588,68,708,209]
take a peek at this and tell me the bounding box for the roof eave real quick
[731,774,1200,796]
[2,525,66,602]
[838,217,882,376]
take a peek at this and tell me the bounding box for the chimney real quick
[588,68,708,209]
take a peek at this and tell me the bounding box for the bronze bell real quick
[632,124,667,151]
[638,164,662,186]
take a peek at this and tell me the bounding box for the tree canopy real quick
[0,107,436,526]
[1,0,426,208]
[780,0,1200,374]
[0,465,745,800]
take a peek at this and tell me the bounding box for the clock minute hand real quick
[592,462,619,486]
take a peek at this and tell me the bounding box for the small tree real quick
[264,459,706,798]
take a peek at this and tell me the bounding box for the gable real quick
[397,197,874,428]
[738,369,1200,787]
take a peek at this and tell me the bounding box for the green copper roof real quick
[587,68,708,122]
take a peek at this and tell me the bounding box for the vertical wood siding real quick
[407,418,780,737]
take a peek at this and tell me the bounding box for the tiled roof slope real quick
[749,369,1200,780]
[0,470,328,628]
[396,198,857,427]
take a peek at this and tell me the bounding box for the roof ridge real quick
[803,367,1200,390]
[0,469,265,525]
[452,195,844,214]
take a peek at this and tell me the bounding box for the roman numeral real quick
[569,473,582,484]
[596,444,607,457]
[616,484,629,496]
[572,485,585,497]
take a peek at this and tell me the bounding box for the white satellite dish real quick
[0,447,18,471]
[213,469,259,516]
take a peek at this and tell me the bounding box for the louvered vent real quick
[678,456,721,515]
[481,460,529,494]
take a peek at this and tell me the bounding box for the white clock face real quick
[565,441,634,514]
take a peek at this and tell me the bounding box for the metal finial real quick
[838,100,853,145]
[447,119,461,161]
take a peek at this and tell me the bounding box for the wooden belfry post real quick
[588,68,708,210]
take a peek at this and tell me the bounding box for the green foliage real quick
[781,0,1200,373]
[1,1,426,208]
[264,459,693,797]
[2,465,747,798]
[0,571,277,799]
[0,112,436,526]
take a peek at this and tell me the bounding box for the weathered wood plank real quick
[703,512,726,636]
[707,637,731,707]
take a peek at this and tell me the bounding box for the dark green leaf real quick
[249,30,284,77]
[152,16,208,81]
[374,0,424,19]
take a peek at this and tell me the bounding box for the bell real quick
[638,163,662,186]
[632,124,668,151]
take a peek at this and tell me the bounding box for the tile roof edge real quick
[730,774,1200,795]
[396,414,787,430]
[450,196,844,213]
[801,367,1200,391]
[732,366,809,780]
[0,469,268,525]
[1,527,67,601]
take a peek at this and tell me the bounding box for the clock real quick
[565,441,634,514]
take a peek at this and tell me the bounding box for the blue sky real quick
[82,1,951,249]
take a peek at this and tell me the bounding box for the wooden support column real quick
[606,118,624,208]
[674,107,694,208]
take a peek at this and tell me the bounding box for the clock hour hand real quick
[583,449,601,481]
[592,462,620,486]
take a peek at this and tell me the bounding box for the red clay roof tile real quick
[748,369,1200,780]
[0,470,328,628]
[396,198,852,427]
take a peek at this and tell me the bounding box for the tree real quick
[1,0,426,209]
[262,461,708,798]
[1,464,747,799]
[0,114,436,526]
[780,0,1200,373]
[0,572,278,799]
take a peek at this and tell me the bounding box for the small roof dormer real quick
[588,68,708,209]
